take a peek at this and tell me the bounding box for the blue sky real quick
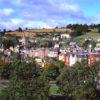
[0,0,100,29]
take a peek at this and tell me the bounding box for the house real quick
[97,39,100,42]
[27,48,50,59]
[19,45,27,61]
[35,57,42,63]
[14,45,19,52]
[69,42,76,47]
[48,48,58,58]
[77,51,89,62]
[95,42,100,51]
[59,52,78,66]
[61,34,71,39]
[69,54,77,66]
[59,54,66,63]
[88,53,100,65]
[54,44,59,48]
[19,36,26,45]
[3,49,12,62]
[9,46,14,51]
[58,53,69,65]
[53,37,59,41]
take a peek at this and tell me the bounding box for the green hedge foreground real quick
[0,60,100,100]
[56,61,100,100]
[0,61,49,100]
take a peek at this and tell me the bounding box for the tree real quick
[25,28,28,30]
[44,62,60,80]
[82,39,96,49]
[40,39,48,48]
[55,26,58,29]
[2,39,14,49]
[56,61,98,99]
[0,63,12,79]
[56,60,65,73]
[0,61,49,100]
[18,27,23,32]
[2,29,6,36]
[67,24,72,28]
[70,24,89,37]
[0,29,6,36]
[98,28,100,33]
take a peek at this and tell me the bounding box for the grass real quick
[6,28,72,37]
[28,28,72,33]
[49,84,61,95]
[74,33,100,46]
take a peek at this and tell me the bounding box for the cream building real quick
[69,54,77,66]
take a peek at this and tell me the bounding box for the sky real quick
[0,0,100,29]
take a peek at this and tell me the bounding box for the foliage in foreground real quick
[56,61,100,100]
[0,61,49,100]
[0,60,100,100]
[43,61,65,80]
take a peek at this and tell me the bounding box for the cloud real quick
[10,18,24,25]
[58,3,80,13]
[0,0,100,29]
[0,8,14,16]
[19,1,82,22]
[0,18,25,29]
[24,21,52,28]
[10,0,24,5]
[0,18,53,29]
[93,15,100,19]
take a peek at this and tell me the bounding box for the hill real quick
[74,33,100,46]
[5,28,72,37]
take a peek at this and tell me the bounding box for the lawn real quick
[74,33,100,46]
[49,84,61,95]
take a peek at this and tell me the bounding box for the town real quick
[0,24,100,100]
[0,0,100,99]
[1,28,100,67]
[0,25,99,99]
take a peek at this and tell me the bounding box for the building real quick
[59,53,78,66]
[61,34,71,39]
[69,54,77,66]
[77,51,89,62]
[88,53,100,65]
[95,42,100,52]
[19,36,26,45]
[53,37,59,41]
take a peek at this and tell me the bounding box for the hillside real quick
[28,28,72,33]
[5,28,72,37]
[74,33,100,46]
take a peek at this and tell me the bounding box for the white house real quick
[69,54,77,66]
[19,36,26,45]
[54,44,59,48]
[97,39,100,42]
[95,42,100,51]
[53,37,59,41]
[61,34,71,39]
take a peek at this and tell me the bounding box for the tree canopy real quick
[56,61,100,100]
[0,61,49,100]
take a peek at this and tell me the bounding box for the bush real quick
[0,61,49,100]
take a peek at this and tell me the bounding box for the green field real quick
[49,84,61,95]
[74,33,100,46]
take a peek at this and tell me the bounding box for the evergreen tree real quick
[0,61,49,100]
